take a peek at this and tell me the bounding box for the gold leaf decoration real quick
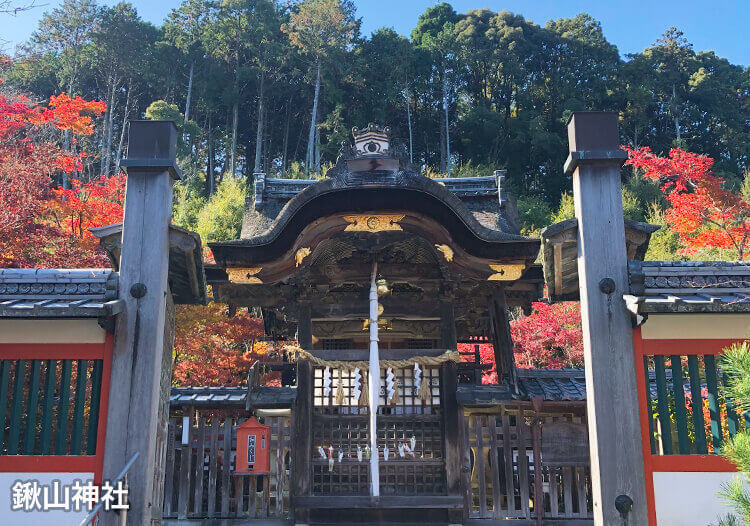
[434,244,454,262]
[295,247,311,267]
[487,264,525,281]
[227,267,263,284]
[343,214,405,232]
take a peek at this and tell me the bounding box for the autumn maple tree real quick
[172,301,267,386]
[0,68,116,267]
[625,146,750,260]
[510,301,584,369]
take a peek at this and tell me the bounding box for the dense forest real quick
[3,0,748,244]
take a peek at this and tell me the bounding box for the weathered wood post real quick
[292,299,312,524]
[567,112,648,524]
[101,121,180,526]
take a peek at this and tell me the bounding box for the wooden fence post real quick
[100,121,180,526]
[567,111,648,524]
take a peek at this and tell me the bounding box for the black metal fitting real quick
[615,494,633,517]
[599,277,616,295]
[130,282,147,298]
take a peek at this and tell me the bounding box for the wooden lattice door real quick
[310,365,446,496]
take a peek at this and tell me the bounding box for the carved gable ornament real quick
[352,123,390,157]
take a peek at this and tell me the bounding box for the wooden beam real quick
[489,289,517,389]
[307,348,448,361]
[291,300,312,524]
[568,111,647,524]
[292,495,463,509]
[101,121,178,526]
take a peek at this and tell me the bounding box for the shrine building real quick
[0,114,748,526]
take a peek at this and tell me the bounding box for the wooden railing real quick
[162,411,291,520]
[463,405,593,521]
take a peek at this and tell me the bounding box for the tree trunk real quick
[405,85,413,164]
[314,125,321,174]
[208,113,215,195]
[672,84,681,143]
[185,61,194,122]
[442,66,451,175]
[254,70,265,173]
[101,76,117,177]
[282,98,291,173]
[114,81,132,175]
[230,75,239,178]
[307,61,321,172]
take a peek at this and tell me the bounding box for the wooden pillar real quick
[439,299,463,524]
[567,112,647,524]
[292,301,312,524]
[489,288,518,389]
[101,121,180,526]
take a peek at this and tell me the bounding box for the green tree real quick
[282,0,358,174]
[717,342,750,524]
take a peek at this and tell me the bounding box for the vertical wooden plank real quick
[501,410,516,515]
[688,355,708,454]
[39,360,56,455]
[459,411,472,522]
[22,360,42,455]
[576,466,587,517]
[7,359,26,455]
[488,414,503,519]
[55,359,72,455]
[86,360,103,455]
[670,356,690,454]
[248,475,257,518]
[474,415,487,518]
[177,409,193,520]
[653,356,673,454]
[235,475,245,518]
[723,372,740,438]
[70,359,88,455]
[193,416,206,516]
[207,417,219,517]
[549,466,559,518]
[275,420,284,517]
[704,355,723,452]
[0,361,10,453]
[516,405,530,519]
[163,418,176,518]
[563,466,574,518]
[262,475,270,517]
[531,414,543,525]
[221,417,233,516]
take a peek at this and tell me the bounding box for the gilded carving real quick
[434,244,454,262]
[295,247,311,267]
[487,264,525,281]
[343,214,404,232]
[227,267,263,284]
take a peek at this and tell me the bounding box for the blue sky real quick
[2,0,748,66]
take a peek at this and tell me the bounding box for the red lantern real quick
[235,417,271,474]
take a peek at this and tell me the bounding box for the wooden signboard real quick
[541,422,589,466]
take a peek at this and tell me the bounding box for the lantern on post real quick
[235,417,271,474]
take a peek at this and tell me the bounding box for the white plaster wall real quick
[654,471,744,525]
[0,472,93,526]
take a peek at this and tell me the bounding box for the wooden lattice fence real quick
[162,412,291,520]
[463,405,593,521]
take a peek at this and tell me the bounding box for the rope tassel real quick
[359,369,369,407]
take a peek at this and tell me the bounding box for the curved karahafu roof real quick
[210,129,540,274]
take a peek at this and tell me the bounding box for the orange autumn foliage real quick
[624,146,750,259]
[173,302,267,386]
